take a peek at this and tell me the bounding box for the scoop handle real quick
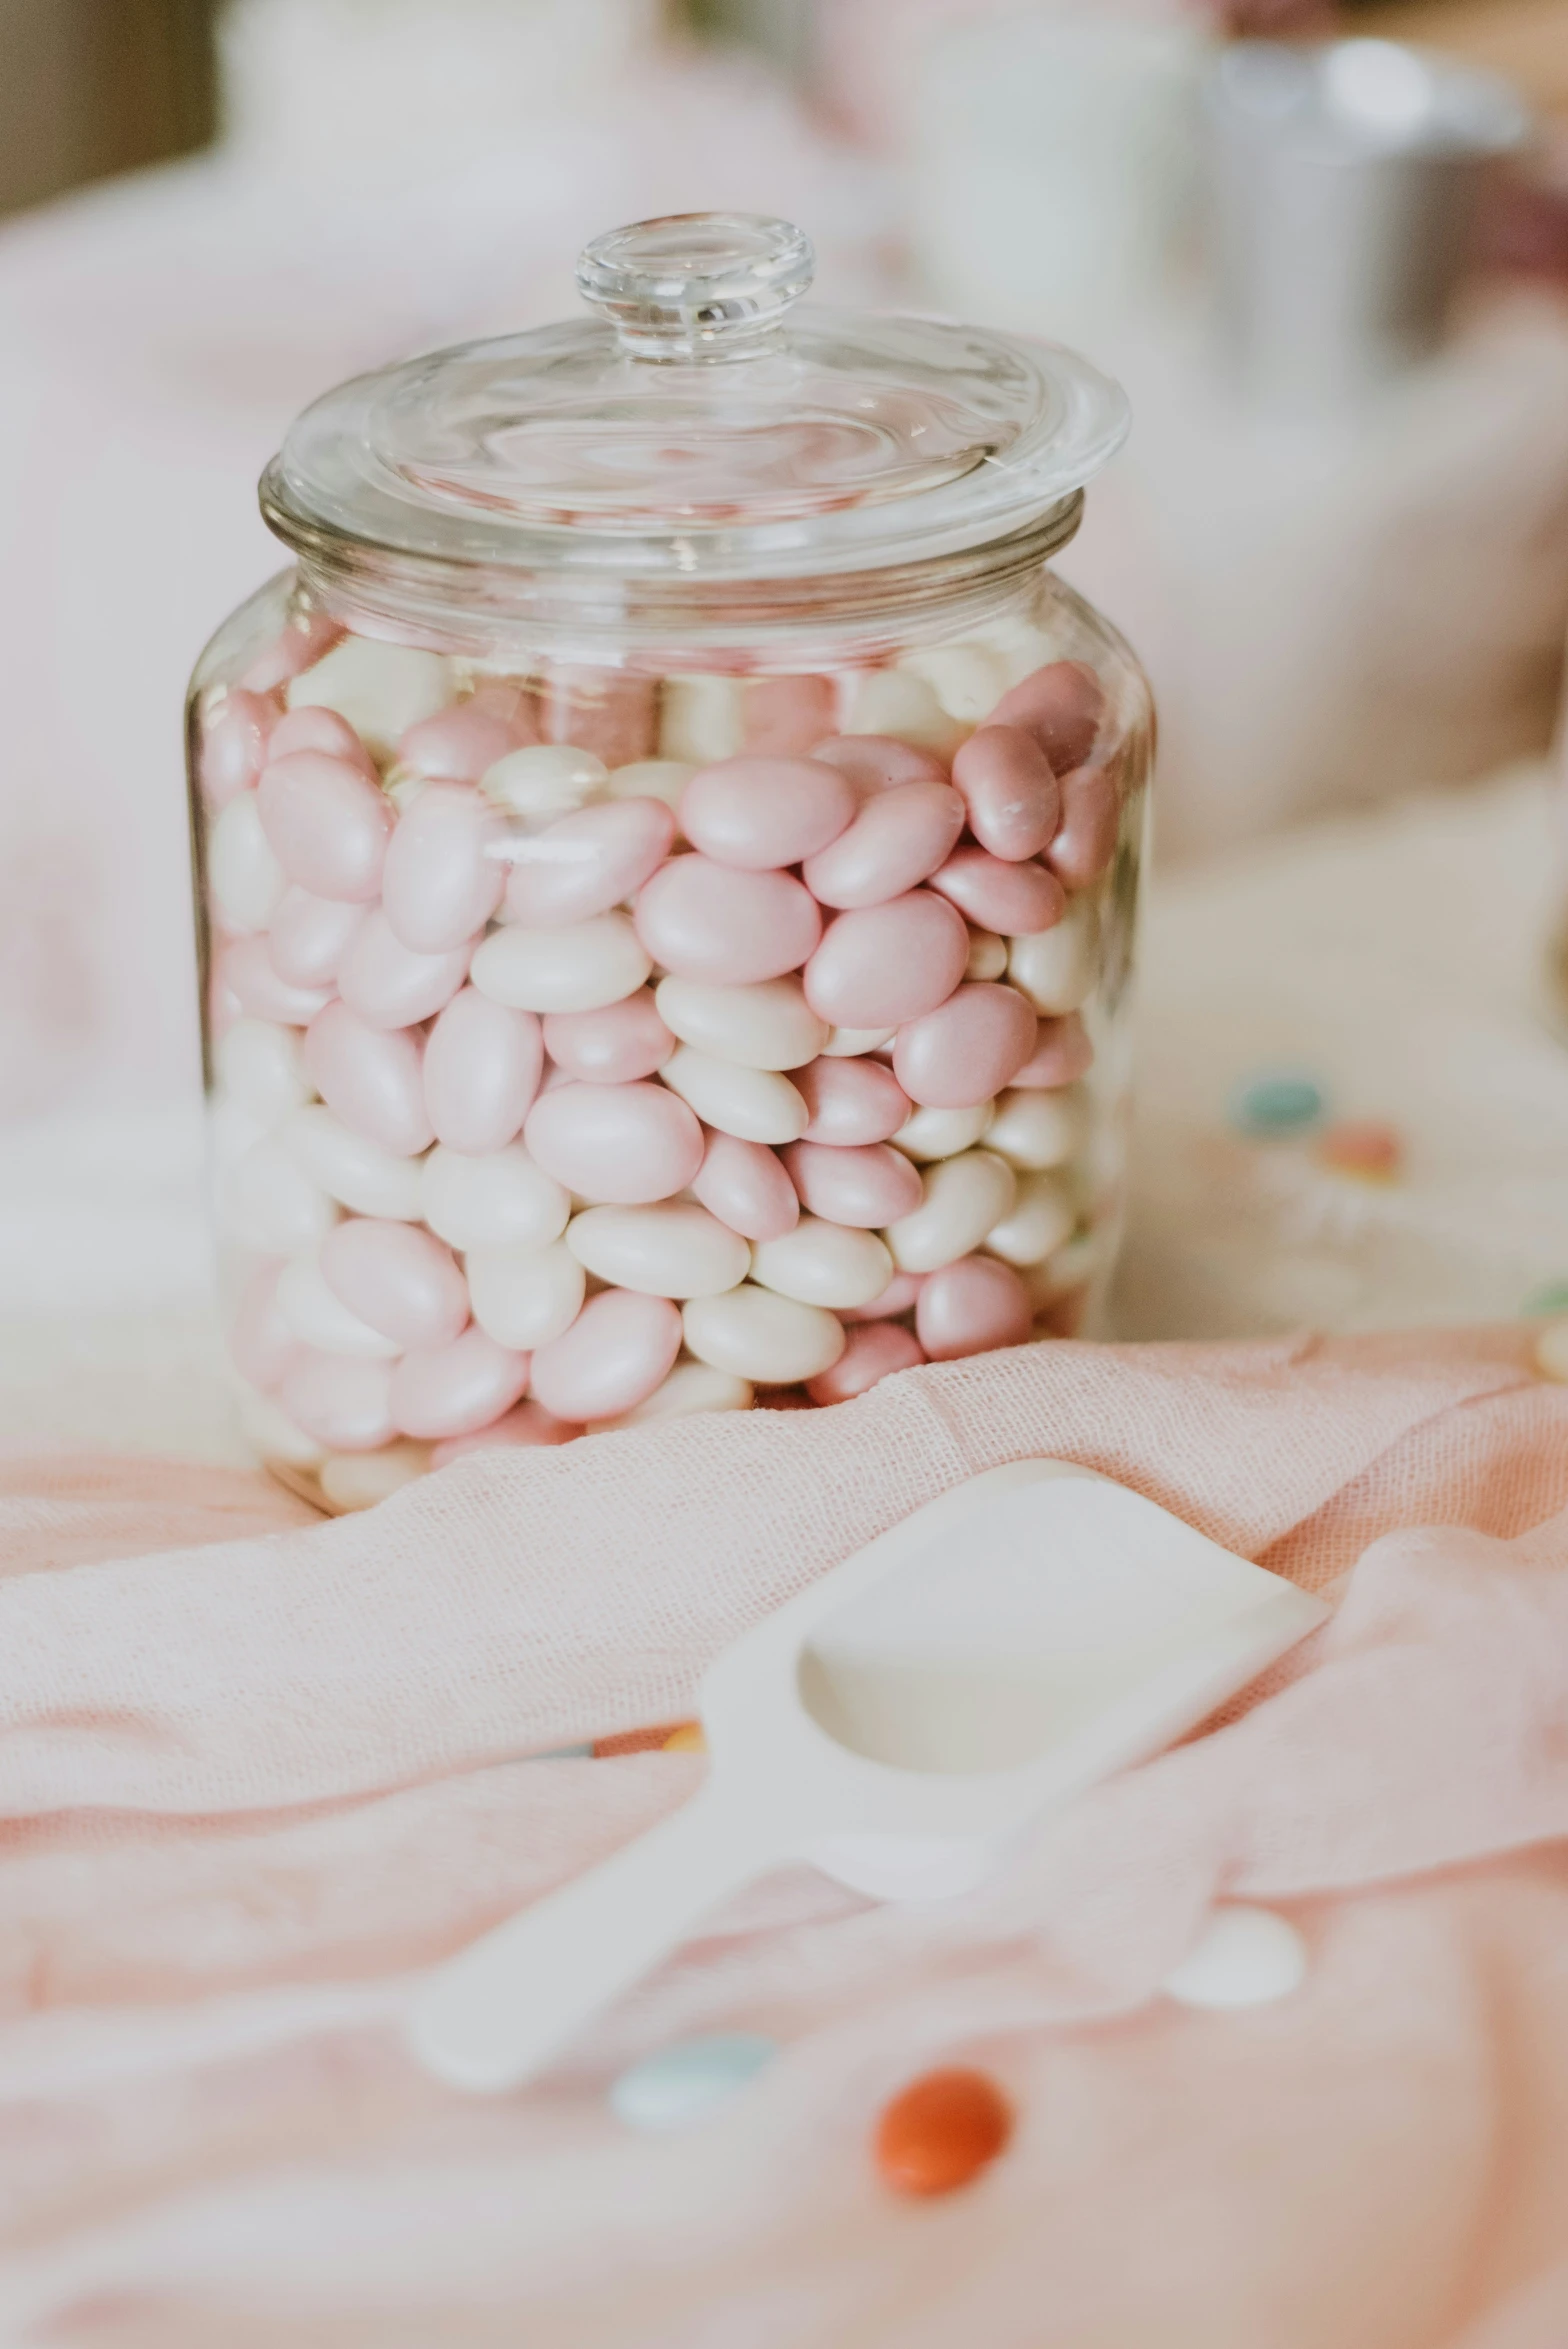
[407,1782,769,2094]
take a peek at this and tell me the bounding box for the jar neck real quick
[275,497,1086,668]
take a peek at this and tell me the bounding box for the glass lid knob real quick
[576,213,816,363]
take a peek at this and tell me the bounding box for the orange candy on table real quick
[1316,1120,1403,1183]
[874,2067,1014,2198]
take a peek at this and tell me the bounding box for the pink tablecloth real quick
[2,1327,1567,2345]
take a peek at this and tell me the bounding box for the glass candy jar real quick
[188,215,1154,1512]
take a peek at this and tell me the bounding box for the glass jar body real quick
[187,551,1152,1513]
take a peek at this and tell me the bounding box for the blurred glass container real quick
[1208,38,1529,407]
[186,214,1155,1509]
[908,14,1209,347]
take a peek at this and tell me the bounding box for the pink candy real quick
[240,610,342,695]
[744,675,837,755]
[803,892,970,1030]
[783,1140,922,1228]
[321,1218,469,1350]
[506,798,675,927]
[529,1288,683,1421]
[424,989,544,1154]
[679,757,856,871]
[338,910,471,1030]
[1011,1013,1093,1090]
[222,937,333,1028]
[930,846,1064,937]
[690,1131,801,1241]
[811,735,949,795]
[279,1352,396,1452]
[524,1081,704,1204]
[892,982,1038,1110]
[1047,764,1120,889]
[990,659,1105,775]
[268,889,368,990]
[381,783,506,954]
[305,1003,434,1158]
[400,690,534,781]
[200,689,276,808]
[542,667,655,768]
[635,855,822,986]
[839,1269,924,1323]
[801,781,966,910]
[266,706,378,777]
[541,991,674,1085]
[951,728,1061,864]
[794,1055,910,1146]
[229,1262,300,1393]
[258,751,393,902]
[430,1401,580,1466]
[915,1256,1034,1361]
[806,1320,925,1403]
[392,1328,531,1441]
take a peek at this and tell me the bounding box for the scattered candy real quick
[609,2033,776,2134]
[874,2068,1013,2197]
[1161,1905,1309,2010]
[1316,1120,1403,1183]
[1230,1072,1325,1137]
[661,1722,708,1753]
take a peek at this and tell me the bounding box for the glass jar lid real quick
[262,213,1129,585]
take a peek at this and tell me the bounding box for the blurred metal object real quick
[1208,38,1530,404]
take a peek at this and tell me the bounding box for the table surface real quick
[4,769,1564,1465]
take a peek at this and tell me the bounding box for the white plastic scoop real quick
[410,1460,1328,2093]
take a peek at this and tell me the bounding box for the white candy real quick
[1009,898,1098,1015]
[654,977,828,1072]
[209,793,287,934]
[465,1240,586,1350]
[219,1138,340,1255]
[659,675,744,766]
[1161,1906,1308,2011]
[236,1385,325,1469]
[964,929,1009,982]
[844,669,965,755]
[984,1085,1087,1172]
[216,1019,310,1126]
[683,1286,845,1385]
[898,641,1010,723]
[482,744,609,828]
[660,1047,809,1146]
[566,1204,751,1300]
[892,1101,994,1162]
[821,1026,896,1058]
[471,914,650,1015]
[275,1258,402,1360]
[972,611,1058,686]
[279,1105,428,1221]
[287,637,452,756]
[750,1217,893,1310]
[983,1170,1076,1267]
[421,1144,571,1252]
[319,1443,431,1513]
[886,1149,1016,1274]
[607,759,695,813]
[588,1359,753,1432]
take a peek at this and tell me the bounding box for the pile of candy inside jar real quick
[198,596,1141,1512]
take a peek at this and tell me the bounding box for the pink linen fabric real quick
[0,1328,1567,2343]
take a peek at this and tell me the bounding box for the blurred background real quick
[4,0,1568,1427]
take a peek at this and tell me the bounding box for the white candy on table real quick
[470,915,651,1015]
[220,1137,341,1256]
[983,1170,1076,1267]
[653,976,828,1072]
[216,1018,310,1126]
[821,1025,896,1058]
[420,1143,572,1253]
[683,1285,846,1385]
[660,1047,810,1147]
[750,1217,893,1310]
[465,1241,586,1351]
[275,1258,402,1360]
[891,1101,994,1162]
[566,1204,751,1300]
[319,1443,432,1513]
[287,637,453,758]
[844,668,966,755]
[587,1359,754,1432]
[1009,898,1098,1015]
[886,1149,1017,1274]
[606,759,695,812]
[898,641,1011,722]
[279,1105,428,1221]
[985,1085,1087,1172]
[659,675,744,766]
[208,793,287,934]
